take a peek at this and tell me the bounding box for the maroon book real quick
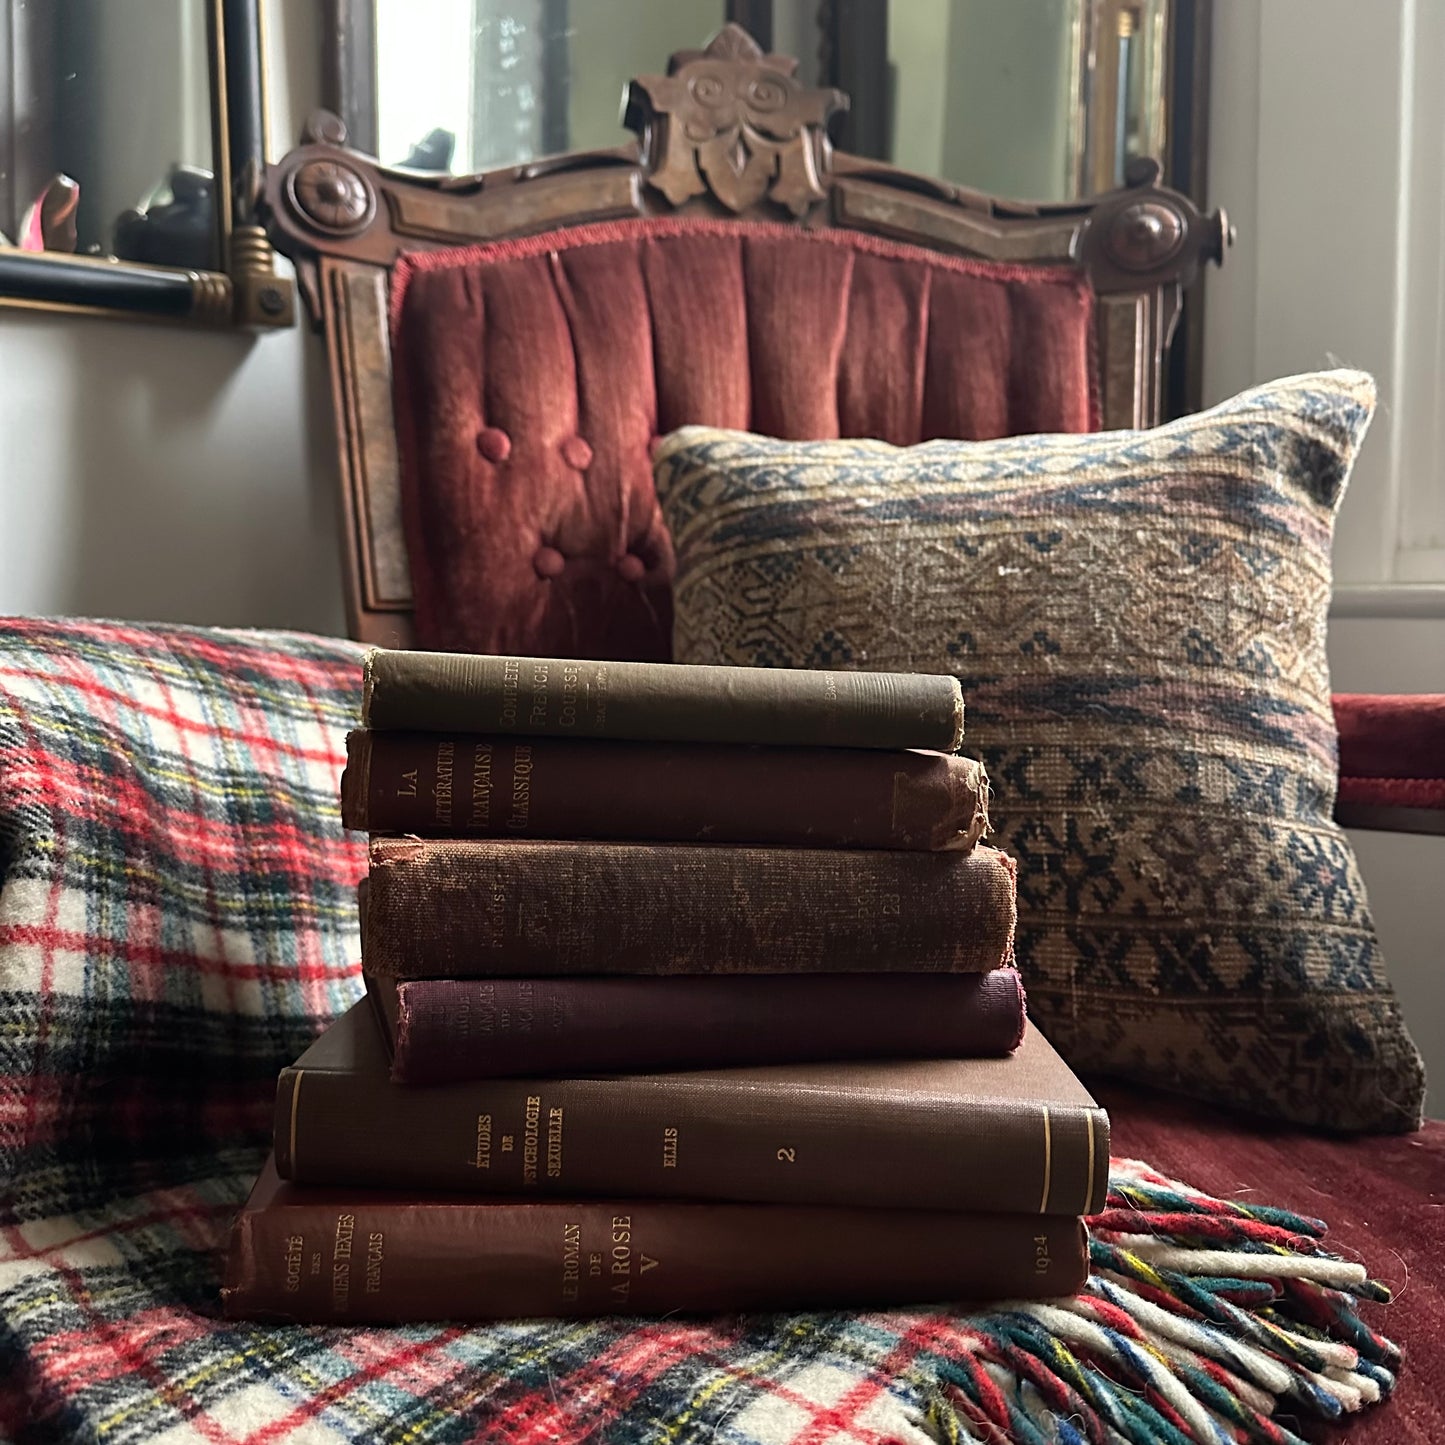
[276,1005,1109,1217]
[341,732,990,851]
[362,838,1017,980]
[367,970,1027,1083]
[223,1156,1088,1322]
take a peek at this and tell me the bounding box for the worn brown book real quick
[362,838,1017,979]
[341,732,990,850]
[276,1004,1108,1215]
[222,1156,1088,1323]
[366,969,1027,1083]
[362,649,964,751]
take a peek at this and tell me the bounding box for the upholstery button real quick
[561,436,593,470]
[617,553,646,583]
[532,546,566,579]
[476,427,511,463]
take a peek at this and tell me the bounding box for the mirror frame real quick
[0,0,294,328]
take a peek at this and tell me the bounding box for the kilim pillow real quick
[654,370,1426,1133]
[0,619,366,1222]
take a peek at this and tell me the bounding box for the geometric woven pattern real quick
[656,371,1426,1132]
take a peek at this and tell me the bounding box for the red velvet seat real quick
[389,218,1097,661]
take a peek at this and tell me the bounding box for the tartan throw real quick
[0,1154,1398,1444]
[0,620,1401,1441]
[654,371,1426,1133]
[0,617,367,1222]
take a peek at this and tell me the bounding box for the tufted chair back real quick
[388,218,1098,660]
[262,24,1227,653]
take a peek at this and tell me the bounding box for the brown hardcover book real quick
[362,649,964,751]
[366,970,1027,1083]
[222,1156,1088,1323]
[362,838,1017,979]
[276,1004,1109,1215]
[341,732,990,851]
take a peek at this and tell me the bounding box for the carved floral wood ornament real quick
[624,26,847,216]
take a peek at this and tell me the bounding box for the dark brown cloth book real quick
[341,732,990,850]
[362,838,1017,979]
[367,970,1027,1083]
[222,1156,1088,1322]
[276,1004,1109,1215]
[362,649,964,751]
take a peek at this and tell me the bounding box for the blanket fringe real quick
[919,1159,1398,1445]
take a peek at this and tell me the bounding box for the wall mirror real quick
[0,0,293,326]
[327,0,1203,198]
[323,0,1208,406]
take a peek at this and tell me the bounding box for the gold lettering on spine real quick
[529,664,550,727]
[1038,1107,1053,1214]
[331,1213,354,1313]
[561,1221,581,1302]
[283,1234,304,1293]
[558,665,580,727]
[365,1232,384,1294]
[522,1095,541,1183]
[609,1214,632,1303]
[469,743,493,828]
[499,659,521,729]
[591,665,608,730]
[432,742,454,827]
[546,1106,564,1179]
[473,1113,492,1169]
[508,744,534,832]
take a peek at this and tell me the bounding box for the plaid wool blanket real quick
[0,620,1400,1445]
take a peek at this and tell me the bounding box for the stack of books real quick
[223,651,1109,1323]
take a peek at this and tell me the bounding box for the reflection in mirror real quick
[857,0,1169,201]
[374,0,727,174]
[0,0,217,269]
[368,0,1174,205]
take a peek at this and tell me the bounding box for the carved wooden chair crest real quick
[262,25,1228,651]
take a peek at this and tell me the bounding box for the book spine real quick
[275,1062,1107,1215]
[223,1192,1087,1322]
[385,971,1027,1083]
[342,732,989,850]
[362,649,964,751]
[363,838,1016,979]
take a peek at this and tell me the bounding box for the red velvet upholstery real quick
[390,217,1098,660]
[1335,693,1445,811]
[1102,1082,1445,1442]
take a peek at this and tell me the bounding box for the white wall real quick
[1208,0,1443,1115]
[0,1,345,636]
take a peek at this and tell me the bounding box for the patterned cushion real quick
[654,371,1426,1132]
[0,618,366,1223]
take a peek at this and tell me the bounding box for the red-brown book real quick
[276,1004,1109,1216]
[341,732,990,850]
[222,1156,1088,1323]
[362,649,965,752]
[367,969,1027,1083]
[362,838,1017,979]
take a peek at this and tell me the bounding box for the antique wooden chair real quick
[261,31,1442,1436]
[261,23,1228,655]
